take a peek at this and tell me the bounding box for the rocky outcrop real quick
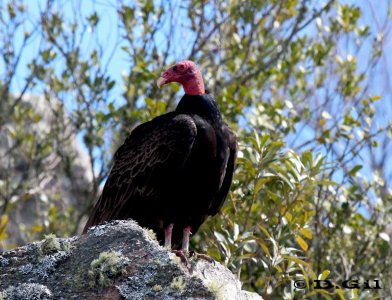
[0,95,92,248]
[0,220,262,300]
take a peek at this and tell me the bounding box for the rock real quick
[0,220,262,300]
[0,95,93,248]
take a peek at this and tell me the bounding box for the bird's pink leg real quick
[181,226,192,251]
[170,226,192,266]
[172,225,214,266]
[164,223,174,249]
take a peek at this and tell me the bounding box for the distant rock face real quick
[0,95,92,248]
[0,220,263,300]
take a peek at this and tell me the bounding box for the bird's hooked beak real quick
[157,76,167,88]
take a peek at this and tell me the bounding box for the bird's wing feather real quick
[208,127,237,216]
[83,113,197,232]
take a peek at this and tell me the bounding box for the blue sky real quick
[9,1,125,101]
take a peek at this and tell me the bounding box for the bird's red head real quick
[157,60,205,95]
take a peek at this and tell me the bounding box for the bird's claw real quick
[171,250,215,269]
[172,250,190,266]
[189,250,215,264]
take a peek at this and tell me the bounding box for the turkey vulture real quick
[83,60,237,251]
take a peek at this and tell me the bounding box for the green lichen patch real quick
[144,228,157,241]
[40,234,61,255]
[88,251,129,288]
[207,280,225,300]
[38,234,72,256]
[152,284,162,292]
[170,276,186,292]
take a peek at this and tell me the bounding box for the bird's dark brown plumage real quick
[83,61,237,250]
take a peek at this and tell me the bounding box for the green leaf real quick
[317,180,338,186]
[300,228,313,240]
[257,225,272,239]
[319,270,330,280]
[257,240,271,257]
[301,151,313,167]
[254,177,270,195]
[349,165,362,176]
[0,215,9,240]
[295,235,308,252]
[369,95,381,102]
[88,12,99,27]
[335,288,346,300]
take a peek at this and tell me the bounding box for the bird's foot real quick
[171,250,215,270]
[189,250,215,264]
[172,250,190,267]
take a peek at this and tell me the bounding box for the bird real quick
[83,60,237,252]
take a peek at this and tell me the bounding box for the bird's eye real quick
[173,66,177,72]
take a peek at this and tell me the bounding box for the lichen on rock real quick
[170,276,186,292]
[14,235,74,280]
[1,283,53,300]
[0,220,263,300]
[88,250,129,288]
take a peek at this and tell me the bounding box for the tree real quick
[0,0,391,298]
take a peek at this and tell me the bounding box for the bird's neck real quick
[182,75,205,95]
[176,94,221,121]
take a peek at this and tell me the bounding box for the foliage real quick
[1,0,391,299]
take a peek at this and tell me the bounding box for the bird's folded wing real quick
[208,128,237,216]
[83,113,197,231]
